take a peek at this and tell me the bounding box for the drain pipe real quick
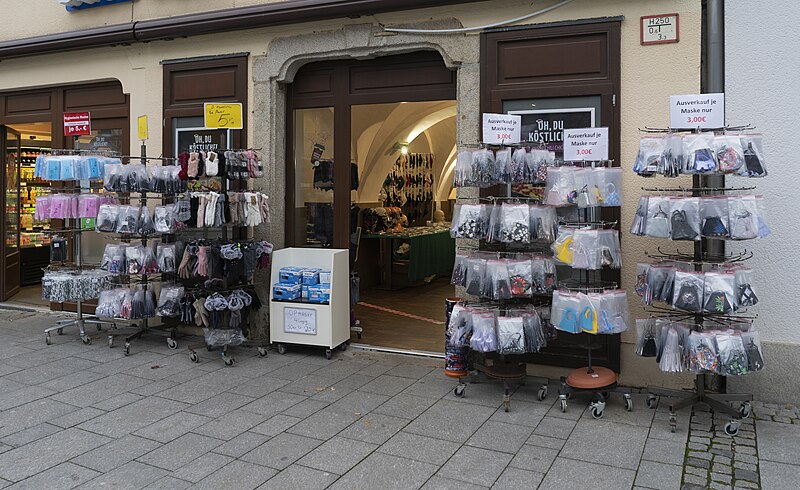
[702,0,726,392]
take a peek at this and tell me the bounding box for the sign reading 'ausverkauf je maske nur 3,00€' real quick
[482,113,521,145]
[563,127,609,161]
[670,93,725,129]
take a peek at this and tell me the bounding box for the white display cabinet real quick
[269,247,350,359]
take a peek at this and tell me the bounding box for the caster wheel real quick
[123,343,130,357]
[624,395,633,412]
[258,347,268,357]
[45,334,52,346]
[81,336,92,345]
[357,332,362,339]
[339,343,347,351]
[590,406,604,419]
[454,384,466,398]
[96,325,102,331]
[166,338,178,350]
[739,402,752,419]
[724,421,740,437]
[190,352,199,363]
[559,397,568,413]
[503,398,510,413]
[207,344,214,351]
[647,394,658,410]
[325,349,332,360]
[600,391,610,400]
[277,344,286,355]
[669,413,677,433]
[108,336,114,348]
[537,386,548,401]
[223,357,235,367]
[57,328,63,335]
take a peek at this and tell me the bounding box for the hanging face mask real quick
[551,228,575,265]
[685,133,718,173]
[715,135,745,173]
[630,196,649,236]
[672,271,704,312]
[670,210,697,240]
[739,134,768,177]
[741,331,764,372]
[646,197,671,238]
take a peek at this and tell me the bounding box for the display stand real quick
[270,247,350,359]
[632,125,758,435]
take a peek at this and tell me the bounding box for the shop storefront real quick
[0,0,710,392]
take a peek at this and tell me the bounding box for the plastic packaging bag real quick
[531,256,556,293]
[497,316,525,355]
[634,136,665,175]
[717,333,749,376]
[703,271,736,314]
[494,148,511,184]
[738,133,768,177]
[684,133,718,174]
[630,196,649,236]
[661,133,684,177]
[486,260,511,300]
[96,288,126,318]
[714,134,745,173]
[154,205,177,234]
[659,327,685,373]
[700,197,729,238]
[464,257,487,297]
[687,331,719,373]
[529,205,557,242]
[646,196,671,238]
[741,330,765,372]
[157,244,177,274]
[597,230,621,269]
[734,268,758,309]
[499,203,530,243]
[472,149,494,187]
[672,271,705,312]
[507,259,532,298]
[470,308,498,352]
[125,245,145,275]
[551,291,581,334]
[551,227,575,266]
[157,285,184,317]
[486,204,502,243]
[447,304,473,348]
[452,204,488,239]
[138,206,155,235]
[96,204,120,232]
[454,150,473,187]
[728,196,759,240]
[669,197,700,240]
[635,319,658,357]
[115,205,140,234]
[451,253,468,287]
[573,168,597,208]
[510,148,527,183]
[597,167,622,206]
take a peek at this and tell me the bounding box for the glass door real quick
[291,107,337,248]
[2,127,22,300]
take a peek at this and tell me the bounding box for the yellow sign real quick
[137,115,148,141]
[204,103,243,130]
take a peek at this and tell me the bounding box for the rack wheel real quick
[45,334,52,345]
[739,402,752,419]
[123,343,130,357]
[325,349,332,360]
[190,352,199,363]
[223,357,235,367]
[81,336,92,345]
[590,404,604,419]
[669,412,677,433]
[454,384,466,398]
[724,421,740,437]
[600,391,610,400]
[503,395,510,413]
[166,338,178,350]
[624,394,633,412]
[108,336,114,348]
[207,344,213,351]
[277,343,286,355]
[537,386,548,401]
[647,394,659,410]
[339,343,347,351]
[559,396,568,413]
[258,347,268,357]
[96,325,102,331]
[57,328,63,335]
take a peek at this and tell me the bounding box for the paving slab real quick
[257,464,337,490]
[756,420,800,465]
[5,462,99,490]
[70,434,162,473]
[404,399,496,443]
[286,406,362,440]
[509,444,559,473]
[372,393,439,420]
[420,476,487,489]
[136,433,223,471]
[539,457,636,490]
[240,432,322,470]
[328,452,438,490]
[492,467,545,490]
[76,396,189,438]
[250,415,303,437]
[132,412,212,443]
[759,460,799,490]
[75,461,168,489]
[642,437,687,466]
[634,460,683,490]
[378,431,461,466]
[212,431,271,458]
[339,413,408,444]
[560,419,649,470]
[436,445,513,487]
[191,409,267,441]
[297,436,377,475]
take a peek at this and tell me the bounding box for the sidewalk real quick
[0,308,796,489]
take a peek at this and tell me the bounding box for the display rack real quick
[632,126,760,435]
[269,247,350,359]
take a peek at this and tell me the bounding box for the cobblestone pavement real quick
[0,308,796,489]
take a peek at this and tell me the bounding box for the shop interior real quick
[293,100,457,353]
[2,122,123,308]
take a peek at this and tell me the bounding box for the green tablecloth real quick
[364,228,455,282]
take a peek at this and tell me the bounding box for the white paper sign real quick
[284,307,317,335]
[670,93,725,129]
[563,127,609,161]
[482,113,521,144]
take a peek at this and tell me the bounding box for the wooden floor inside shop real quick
[351,277,452,353]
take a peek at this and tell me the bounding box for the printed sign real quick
[284,307,317,335]
[204,103,243,130]
[641,13,679,45]
[137,115,148,141]
[482,113,521,144]
[63,112,91,136]
[509,108,595,158]
[670,93,725,129]
[563,127,609,161]
[175,128,229,155]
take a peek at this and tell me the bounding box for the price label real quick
[563,127,609,161]
[284,307,317,335]
[137,115,148,141]
[204,103,243,130]
[63,112,91,136]
[670,93,725,129]
[482,113,521,145]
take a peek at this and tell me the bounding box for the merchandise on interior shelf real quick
[635,262,757,312]
[631,194,769,240]
[41,269,114,303]
[633,132,768,177]
[49,235,68,262]
[307,283,331,303]
[551,226,621,269]
[550,289,630,335]
[34,154,119,181]
[452,252,557,299]
[635,318,765,375]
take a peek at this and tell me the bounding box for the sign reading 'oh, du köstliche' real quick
[482,113,521,145]
[563,127,609,161]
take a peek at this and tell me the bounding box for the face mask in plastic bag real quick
[451,253,468,287]
[714,134,745,173]
[739,133,768,177]
[464,258,487,297]
[684,133,718,173]
[486,260,511,300]
[470,309,498,352]
[499,203,530,243]
[551,227,575,265]
[687,332,719,373]
[446,304,472,348]
[551,291,581,334]
[717,333,749,376]
[672,271,704,312]
[497,316,525,355]
[700,197,729,238]
[741,330,764,372]
[734,268,758,308]
[669,197,700,240]
[630,196,649,236]
[729,196,759,240]
[634,136,665,175]
[703,272,735,314]
[646,197,671,238]
[635,319,658,357]
[659,327,685,373]
[507,259,532,298]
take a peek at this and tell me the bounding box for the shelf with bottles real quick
[7,147,52,167]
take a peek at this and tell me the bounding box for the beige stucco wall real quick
[0,0,702,389]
